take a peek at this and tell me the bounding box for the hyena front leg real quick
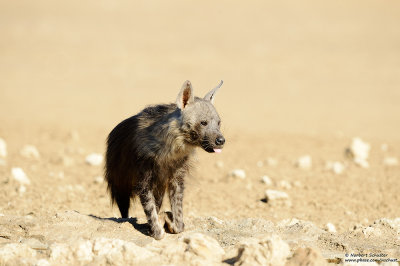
[139,189,165,240]
[167,177,185,233]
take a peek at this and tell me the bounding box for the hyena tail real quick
[105,121,136,219]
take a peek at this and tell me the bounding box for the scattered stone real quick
[256,160,264,167]
[94,176,104,184]
[20,145,40,159]
[0,138,7,157]
[296,155,312,170]
[362,226,382,237]
[383,157,398,166]
[286,247,328,266]
[278,180,292,189]
[261,175,273,185]
[326,161,345,174]
[0,243,37,263]
[234,234,290,266]
[18,185,27,195]
[74,240,93,262]
[266,157,278,166]
[230,169,246,179]
[85,153,103,166]
[21,238,48,250]
[11,167,31,185]
[325,223,337,233]
[265,190,291,207]
[346,137,370,168]
[181,233,225,261]
[215,160,224,168]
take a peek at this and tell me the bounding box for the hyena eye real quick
[201,121,208,126]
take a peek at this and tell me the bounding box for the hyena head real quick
[176,80,225,153]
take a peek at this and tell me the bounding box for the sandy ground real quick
[0,0,400,265]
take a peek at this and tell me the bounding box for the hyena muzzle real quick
[105,80,225,239]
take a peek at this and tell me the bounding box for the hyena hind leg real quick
[139,189,165,240]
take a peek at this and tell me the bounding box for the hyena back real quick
[105,80,225,239]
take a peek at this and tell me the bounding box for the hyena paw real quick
[161,211,184,234]
[151,227,165,240]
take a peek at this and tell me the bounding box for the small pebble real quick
[18,185,27,194]
[326,161,345,174]
[346,137,370,168]
[85,153,104,166]
[94,176,104,184]
[256,160,264,167]
[20,145,40,159]
[325,223,337,233]
[11,167,31,185]
[261,175,272,185]
[265,189,289,200]
[383,157,398,166]
[0,138,7,157]
[296,155,312,170]
[230,169,246,179]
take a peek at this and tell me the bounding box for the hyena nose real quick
[215,136,225,146]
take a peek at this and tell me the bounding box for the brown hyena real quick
[105,80,225,239]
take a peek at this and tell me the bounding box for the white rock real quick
[265,189,289,200]
[0,243,37,262]
[347,137,370,168]
[326,161,345,174]
[94,176,104,184]
[383,157,398,166]
[19,185,27,194]
[181,233,225,261]
[85,153,103,166]
[279,180,292,189]
[74,240,93,262]
[354,158,369,168]
[0,138,7,157]
[20,145,40,159]
[50,243,71,262]
[234,235,290,266]
[11,167,31,185]
[230,169,246,179]
[36,259,51,266]
[261,175,273,185]
[296,155,312,170]
[325,222,337,233]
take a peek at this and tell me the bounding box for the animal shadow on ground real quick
[88,214,150,237]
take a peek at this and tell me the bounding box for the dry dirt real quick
[0,0,400,265]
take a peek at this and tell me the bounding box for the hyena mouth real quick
[200,139,222,153]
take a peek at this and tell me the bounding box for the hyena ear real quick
[204,80,223,104]
[176,80,194,110]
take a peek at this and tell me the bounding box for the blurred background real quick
[1,0,400,139]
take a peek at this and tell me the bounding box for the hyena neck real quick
[144,104,195,164]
